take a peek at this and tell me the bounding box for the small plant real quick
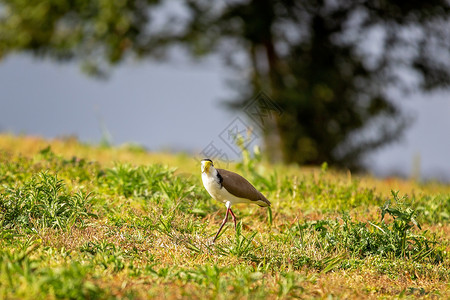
[380,191,422,258]
[80,240,127,272]
[214,222,260,260]
[277,272,305,298]
[0,172,95,231]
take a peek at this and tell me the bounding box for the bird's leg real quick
[213,208,230,242]
[229,209,237,230]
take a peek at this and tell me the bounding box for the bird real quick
[200,158,271,242]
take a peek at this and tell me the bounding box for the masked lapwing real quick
[201,158,271,242]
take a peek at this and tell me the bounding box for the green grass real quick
[0,134,448,299]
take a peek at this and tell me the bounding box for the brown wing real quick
[217,169,271,207]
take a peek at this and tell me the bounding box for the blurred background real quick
[0,0,449,181]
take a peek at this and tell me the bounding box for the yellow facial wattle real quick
[201,161,212,173]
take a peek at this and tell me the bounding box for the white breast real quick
[202,169,253,206]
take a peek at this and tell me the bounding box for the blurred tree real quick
[1,0,449,169]
[0,0,163,75]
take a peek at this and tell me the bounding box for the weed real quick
[277,271,305,298]
[100,163,175,198]
[0,172,95,231]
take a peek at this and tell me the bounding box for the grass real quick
[0,133,449,299]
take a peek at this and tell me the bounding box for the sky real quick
[0,55,449,181]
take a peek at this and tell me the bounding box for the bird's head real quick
[201,158,214,173]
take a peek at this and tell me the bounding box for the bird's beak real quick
[201,161,212,173]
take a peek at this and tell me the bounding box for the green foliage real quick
[0,172,95,231]
[36,146,100,183]
[278,169,380,213]
[413,194,450,224]
[80,240,128,272]
[0,151,35,187]
[0,146,101,192]
[215,222,260,259]
[101,163,175,198]
[277,271,306,298]
[287,201,442,263]
[380,191,422,257]
[381,191,421,230]
[180,265,223,292]
[0,246,105,299]
[0,0,163,75]
[100,163,212,220]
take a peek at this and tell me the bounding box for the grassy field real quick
[0,134,448,299]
